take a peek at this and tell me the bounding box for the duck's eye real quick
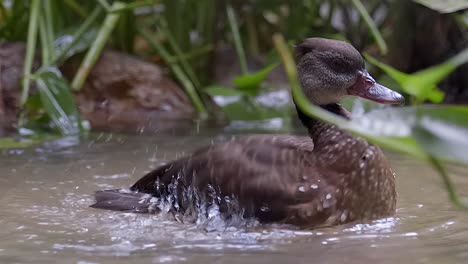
[330,58,348,72]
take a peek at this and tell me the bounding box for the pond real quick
[1,127,468,264]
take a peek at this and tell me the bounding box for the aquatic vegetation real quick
[365,47,468,104]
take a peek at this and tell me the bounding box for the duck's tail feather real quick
[90,189,158,213]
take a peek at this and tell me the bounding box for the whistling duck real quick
[91,38,404,228]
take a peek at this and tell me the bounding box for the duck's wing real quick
[126,135,342,223]
[92,135,345,226]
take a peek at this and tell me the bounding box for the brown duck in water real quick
[91,38,404,228]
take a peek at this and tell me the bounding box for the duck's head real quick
[295,38,404,106]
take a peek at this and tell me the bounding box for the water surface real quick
[1,129,467,264]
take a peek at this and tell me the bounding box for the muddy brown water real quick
[1,128,467,264]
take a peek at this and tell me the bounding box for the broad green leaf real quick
[204,85,245,97]
[413,0,468,13]
[426,88,445,103]
[232,63,278,95]
[24,93,44,111]
[365,54,408,83]
[366,45,468,104]
[365,54,447,103]
[406,63,454,100]
[34,67,81,136]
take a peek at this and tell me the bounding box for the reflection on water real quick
[1,129,468,264]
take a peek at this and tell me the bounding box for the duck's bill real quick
[347,70,405,105]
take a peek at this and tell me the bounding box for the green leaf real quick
[365,54,448,103]
[232,63,278,95]
[426,87,445,103]
[34,67,81,136]
[365,54,409,84]
[204,85,245,97]
[413,0,468,13]
[366,45,468,104]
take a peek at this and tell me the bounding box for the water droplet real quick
[260,205,270,212]
[325,193,332,200]
[298,186,306,192]
[310,184,318,189]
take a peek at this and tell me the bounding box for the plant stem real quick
[44,0,55,58]
[160,20,201,89]
[226,4,248,74]
[166,44,214,64]
[109,0,160,13]
[246,14,259,55]
[52,6,102,66]
[21,0,40,106]
[97,0,111,11]
[63,0,87,18]
[138,28,208,117]
[429,156,468,208]
[351,0,387,54]
[71,2,124,91]
[39,15,50,65]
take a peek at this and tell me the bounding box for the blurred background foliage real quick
[0,0,467,136]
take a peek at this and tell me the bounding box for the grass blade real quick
[21,0,41,106]
[109,0,160,13]
[71,2,124,91]
[159,19,201,89]
[52,6,102,66]
[63,0,88,18]
[226,4,248,74]
[351,0,388,54]
[138,28,207,117]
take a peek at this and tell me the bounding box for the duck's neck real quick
[294,102,351,143]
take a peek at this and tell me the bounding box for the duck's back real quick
[92,133,396,228]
